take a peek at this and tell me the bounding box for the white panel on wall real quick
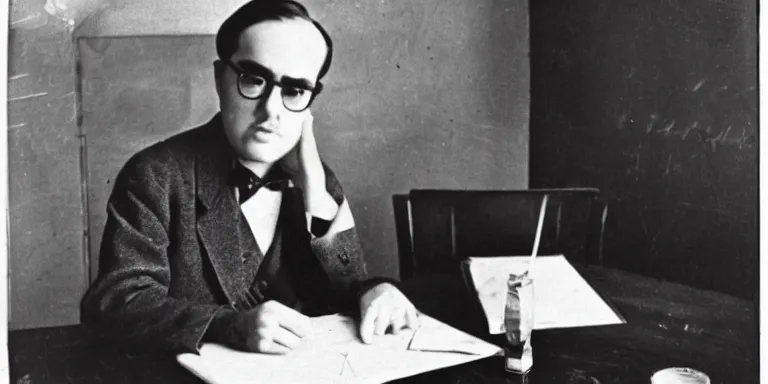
[73,0,251,37]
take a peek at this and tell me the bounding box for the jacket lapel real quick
[194,116,243,302]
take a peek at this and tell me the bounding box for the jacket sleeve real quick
[306,164,399,316]
[80,154,224,354]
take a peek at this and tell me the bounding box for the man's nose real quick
[258,85,284,117]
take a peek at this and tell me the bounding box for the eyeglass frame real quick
[223,59,324,112]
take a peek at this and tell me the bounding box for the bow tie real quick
[230,161,289,204]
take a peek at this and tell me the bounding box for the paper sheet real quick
[407,315,501,355]
[465,255,625,333]
[177,313,501,384]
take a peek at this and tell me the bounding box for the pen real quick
[527,195,548,279]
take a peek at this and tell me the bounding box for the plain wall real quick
[529,0,757,299]
[9,11,85,329]
[312,1,530,279]
[9,0,530,329]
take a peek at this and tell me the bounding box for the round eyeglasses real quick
[226,60,323,112]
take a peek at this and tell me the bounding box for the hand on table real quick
[359,283,420,344]
[232,300,312,354]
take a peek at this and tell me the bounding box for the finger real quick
[271,326,303,350]
[255,310,280,330]
[299,112,314,155]
[255,337,291,355]
[298,112,323,172]
[262,301,312,338]
[359,301,378,344]
[405,306,420,330]
[389,306,407,334]
[301,109,314,135]
[374,303,394,336]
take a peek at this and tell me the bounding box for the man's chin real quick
[238,146,286,165]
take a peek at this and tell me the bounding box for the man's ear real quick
[213,60,224,96]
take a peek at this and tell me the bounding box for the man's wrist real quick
[204,308,245,348]
[304,188,339,220]
[355,278,401,317]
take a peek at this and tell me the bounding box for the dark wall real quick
[529,0,757,299]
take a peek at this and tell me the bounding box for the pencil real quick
[528,195,548,279]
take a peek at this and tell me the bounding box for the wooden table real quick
[9,267,758,384]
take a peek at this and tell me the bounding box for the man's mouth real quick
[249,125,279,142]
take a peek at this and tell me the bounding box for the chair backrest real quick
[398,188,607,280]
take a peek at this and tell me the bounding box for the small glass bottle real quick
[504,272,534,374]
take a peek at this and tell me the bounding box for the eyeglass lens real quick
[238,74,313,111]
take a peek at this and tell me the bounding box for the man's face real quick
[215,18,327,164]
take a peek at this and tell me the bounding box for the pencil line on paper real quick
[9,92,48,102]
[346,353,357,376]
[11,14,36,26]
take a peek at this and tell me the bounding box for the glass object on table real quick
[651,367,710,384]
[504,272,534,374]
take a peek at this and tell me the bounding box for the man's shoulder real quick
[133,125,208,162]
[117,120,216,183]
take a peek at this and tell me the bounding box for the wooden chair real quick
[395,188,607,281]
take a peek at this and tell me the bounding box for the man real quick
[81,0,418,355]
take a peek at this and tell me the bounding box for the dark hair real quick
[216,0,333,80]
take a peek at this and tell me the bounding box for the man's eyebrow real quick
[237,60,274,78]
[281,77,315,90]
[237,60,315,90]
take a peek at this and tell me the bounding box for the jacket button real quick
[339,251,350,265]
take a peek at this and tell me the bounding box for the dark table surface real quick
[9,267,758,384]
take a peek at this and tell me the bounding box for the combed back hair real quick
[216,0,333,80]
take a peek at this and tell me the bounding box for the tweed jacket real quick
[80,114,373,354]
